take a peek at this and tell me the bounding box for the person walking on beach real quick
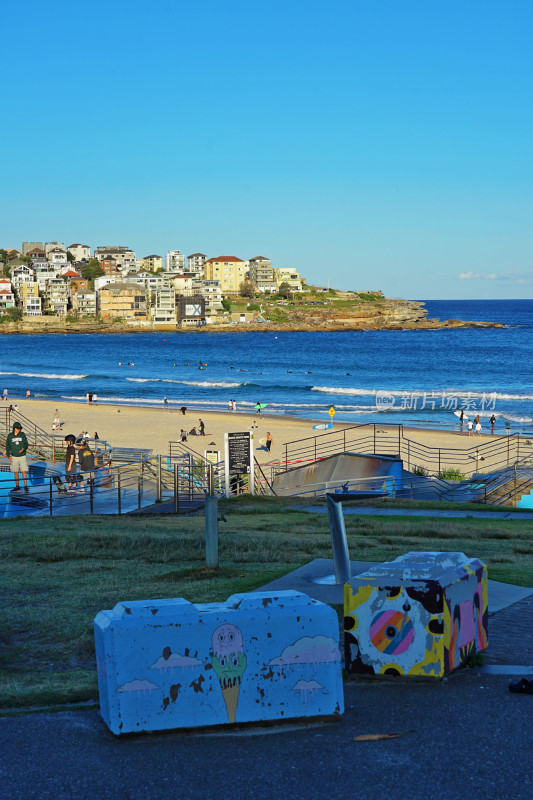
[467,420,474,436]
[505,418,511,435]
[232,400,237,413]
[266,431,273,452]
[3,388,8,402]
[228,400,233,412]
[490,414,496,434]
[199,418,205,436]
[459,409,464,424]
[26,389,30,400]
[180,429,187,442]
[163,396,168,408]
[3,422,29,492]
[93,393,98,405]
[474,415,482,435]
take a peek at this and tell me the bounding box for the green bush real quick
[438,468,466,481]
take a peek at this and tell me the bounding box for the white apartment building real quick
[48,248,68,267]
[68,243,91,262]
[152,287,177,325]
[186,253,206,279]
[193,280,223,310]
[45,278,68,315]
[73,291,97,316]
[34,264,60,292]
[23,296,42,316]
[165,250,185,271]
[10,264,35,295]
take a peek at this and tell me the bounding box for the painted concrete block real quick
[94,590,343,735]
[344,552,488,678]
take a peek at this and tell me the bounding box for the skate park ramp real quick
[273,452,402,496]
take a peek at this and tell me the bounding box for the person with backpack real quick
[3,422,29,492]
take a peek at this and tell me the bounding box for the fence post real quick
[117,471,122,514]
[205,495,219,568]
[343,428,346,452]
[326,495,351,585]
[157,455,162,501]
[89,479,94,514]
[138,468,142,509]
[49,478,53,517]
[438,449,441,475]
[373,425,376,453]
[52,437,56,464]
[174,464,179,514]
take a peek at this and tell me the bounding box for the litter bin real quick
[344,551,488,678]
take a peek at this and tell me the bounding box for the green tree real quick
[8,307,23,322]
[67,250,75,262]
[221,298,231,312]
[278,281,292,299]
[81,259,105,285]
[239,280,256,299]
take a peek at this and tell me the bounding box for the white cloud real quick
[458,270,533,284]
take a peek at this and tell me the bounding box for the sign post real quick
[328,406,336,425]
[224,432,254,497]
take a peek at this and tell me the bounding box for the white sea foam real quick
[125,377,242,388]
[311,386,533,401]
[0,371,88,380]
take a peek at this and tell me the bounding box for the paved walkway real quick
[293,504,533,520]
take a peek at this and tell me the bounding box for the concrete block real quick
[344,551,488,678]
[94,590,343,735]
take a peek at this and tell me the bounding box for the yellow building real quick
[140,254,163,272]
[98,282,148,320]
[204,256,247,293]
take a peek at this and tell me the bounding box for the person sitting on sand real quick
[189,426,197,436]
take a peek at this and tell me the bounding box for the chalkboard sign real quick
[227,431,251,474]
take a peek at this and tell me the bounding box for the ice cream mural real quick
[94,591,343,735]
[211,623,247,722]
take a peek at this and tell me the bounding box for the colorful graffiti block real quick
[94,591,343,735]
[344,552,488,678]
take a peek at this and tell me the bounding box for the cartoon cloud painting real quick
[211,624,247,722]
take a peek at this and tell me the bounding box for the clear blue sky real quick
[2,0,532,299]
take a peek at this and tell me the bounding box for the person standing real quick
[93,392,98,405]
[76,438,95,490]
[266,431,273,452]
[3,422,29,492]
[505,419,511,435]
[26,389,31,400]
[467,420,474,437]
[64,434,78,490]
[3,388,8,402]
[163,396,168,408]
[490,414,496,434]
[198,418,205,436]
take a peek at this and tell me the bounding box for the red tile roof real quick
[205,256,244,263]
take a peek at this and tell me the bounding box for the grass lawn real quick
[1,496,532,710]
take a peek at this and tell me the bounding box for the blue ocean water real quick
[0,299,531,432]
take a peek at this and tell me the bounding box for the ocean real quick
[0,299,532,433]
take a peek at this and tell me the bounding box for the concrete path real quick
[293,504,533,520]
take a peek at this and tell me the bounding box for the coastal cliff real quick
[0,296,503,333]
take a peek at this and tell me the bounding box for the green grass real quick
[1,495,533,709]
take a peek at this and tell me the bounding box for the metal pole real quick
[89,479,94,514]
[373,425,376,454]
[205,495,219,567]
[52,437,56,464]
[174,463,179,514]
[117,471,122,514]
[138,469,142,509]
[157,455,162,502]
[49,478,53,517]
[326,494,351,585]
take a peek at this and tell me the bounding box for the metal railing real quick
[282,423,532,479]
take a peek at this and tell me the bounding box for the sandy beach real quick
[10,397,504,469]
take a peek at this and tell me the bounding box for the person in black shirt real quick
[77,439,95,489]
[64,434,79,490]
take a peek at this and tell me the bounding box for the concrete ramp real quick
[273,452,402,496]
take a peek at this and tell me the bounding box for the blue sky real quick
[1,0,532,299]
